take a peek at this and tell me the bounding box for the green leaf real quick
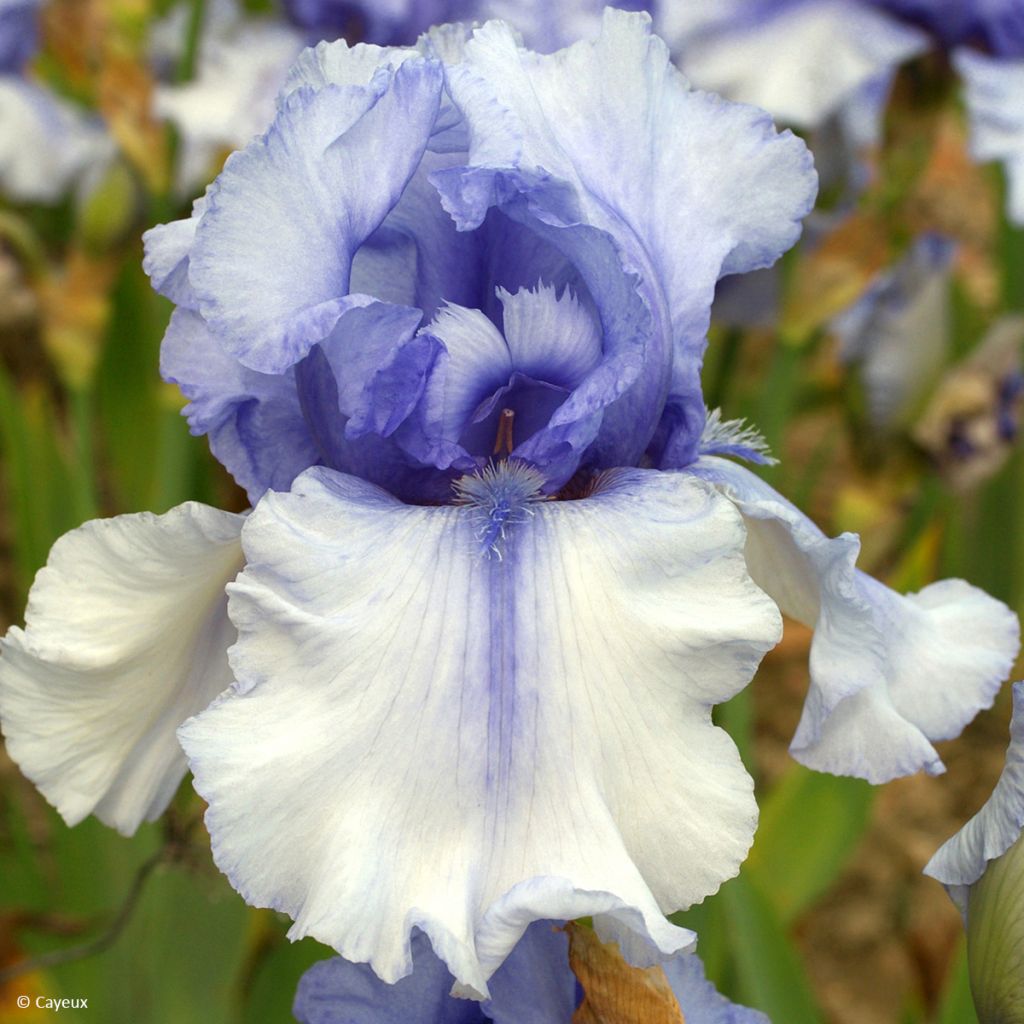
[936,936,980,1024]
[0,368,83,601]
[239,917,333,1024]
[94,255,171,513]
[722,872,825,1024]
[745,765,875,925]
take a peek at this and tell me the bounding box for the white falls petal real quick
[0,503,244,835]
[691,456,1020,783]
[179,464,781,994]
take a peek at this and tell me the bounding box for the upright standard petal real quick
[143,196,207,311]
[189,55,444,373]
[160,309,320,502]
[925,682,1024,914]
[180,464,781,994]
[0,504,244,836]
[689,456,1020,783]
[438,9,816,464]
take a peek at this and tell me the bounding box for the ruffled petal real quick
[281,36,417,96]
[954,49,1024,226]
[142,196,207,311]
[478,0,644,53]
[179,464,781,994]
[675,0,927,130]
[438,9,816,464]
[153,20,304,192]
[0,504,244,835]
[293,921,575,1024]
[689,456,1020,783]
[189,54,444,373]
[925,681,1024,915]
[160,308,320,501]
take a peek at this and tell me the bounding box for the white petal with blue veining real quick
[690,456,1020,783]
[0,503,244,835]
[179,465,781,995]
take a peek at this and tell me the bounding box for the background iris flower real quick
[0,0,112,204]
[669,0,1024,224]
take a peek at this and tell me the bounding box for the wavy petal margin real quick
[179,464,781,994]
[690,456,1019,783]
[0,503,243,835]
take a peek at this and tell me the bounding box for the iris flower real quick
[0,0,39,71]
[0,0,112,204]
[0,11,1017,997]
[668,0,1024,223]
[832,234,957,434]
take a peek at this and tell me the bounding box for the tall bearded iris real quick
[0,11,1017,998]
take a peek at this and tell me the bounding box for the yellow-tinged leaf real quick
[567,923,686,1024]
[41,0,169,193]
[40,249,118,389]
[906,112,997,251]
[782,213,893,340]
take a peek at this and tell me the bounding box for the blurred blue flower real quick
[0,0,40,73]
[281,0,653,52]
[0,10,1017,1002]
[151,0,306,193]
[912,315,1024,490]
[833,234,956,433]
[954,48,1024,225]
[670,0,1024,222]
[0,0,113,204]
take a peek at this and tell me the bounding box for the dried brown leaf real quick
[567,923,686,1024]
